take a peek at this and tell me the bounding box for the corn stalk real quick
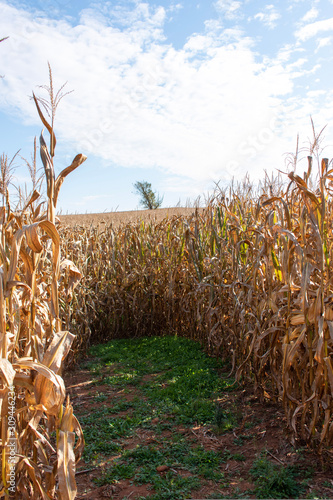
[0,67,86,498]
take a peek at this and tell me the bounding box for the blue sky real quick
[1,0,333,213]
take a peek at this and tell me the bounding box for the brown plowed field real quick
[59,207,204,228]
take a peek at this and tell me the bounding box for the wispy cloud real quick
[253,5,281,29]
[214,0,243,20]
[316,36,332,51]
[301,7,319,23]
[169,3,183,13]
[295,17,333,42]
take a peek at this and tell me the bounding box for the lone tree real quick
[133,181,163,210]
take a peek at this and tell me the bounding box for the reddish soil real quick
[65,365,333,500]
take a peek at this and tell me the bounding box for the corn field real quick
[0,60,86,498]
[61,144,333,452]
[1,38,333,496]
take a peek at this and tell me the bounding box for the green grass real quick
[249,453,307,499]
[75,336,324,500]
[97,439,224,497]
[79,335,236,497]
[87,335,236,428]
[76,335,318,499]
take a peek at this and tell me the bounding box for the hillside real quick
[59,206,204,227]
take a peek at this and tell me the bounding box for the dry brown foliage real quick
[0,70,86,498]
[61,141,333,450]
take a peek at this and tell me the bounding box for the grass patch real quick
[74,335,322,499]
[97,440,224,496]
[80,335,234,496]
[88,335,235,427]
[249,453,307,499]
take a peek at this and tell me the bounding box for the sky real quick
[0,0,333,213]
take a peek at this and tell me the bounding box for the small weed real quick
[306,491,328,499]
[107,400,134,414]
[83,439,121,463]
[80,360,103,373]
[233,434,253,446]
[222,449,246,462]
[124,444,165,466]
[250,453,305,499]
[104,372,141,387]
[147,471,200,499]
[156,421,173,432]
[244,416,262,429]
[81,413,139,462]
[96,462,136,484]
[134,465,158,485]
[212,403,236,434]
[228,486,252,498]
[94,392,107,402]
[206,492,229,499]
[183,445,224,479]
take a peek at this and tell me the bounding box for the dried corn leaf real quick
[23,222,43,253]
[71,413,85,463]
[13,358,59,385]
[33,94,56,158]
[23,189,40,211]
[34,373,66,416]
[314,315,324,364]
[57,430,76,500]
[0,359,15,386]
[60,259,82,297]
[39,132,55,202]
[16,457,50,500]
[57,400,77,500]
[290,313,305,326]
[42,330,75,374]
[324,357,333,398]
[54,155,87,207]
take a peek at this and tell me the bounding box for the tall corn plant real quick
[60,138,333,448]
[0,61,86,498]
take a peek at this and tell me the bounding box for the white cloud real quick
[295,17,333,41]
[183,34,213,52]
[301,7,319,23]
[276,44,304,63]
[253,5,281,29]
[316,36,332,50]
[214,0,242,20]
[169,3,183,12]
[0,0,331,194]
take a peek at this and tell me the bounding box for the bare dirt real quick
[65,365,333,500]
